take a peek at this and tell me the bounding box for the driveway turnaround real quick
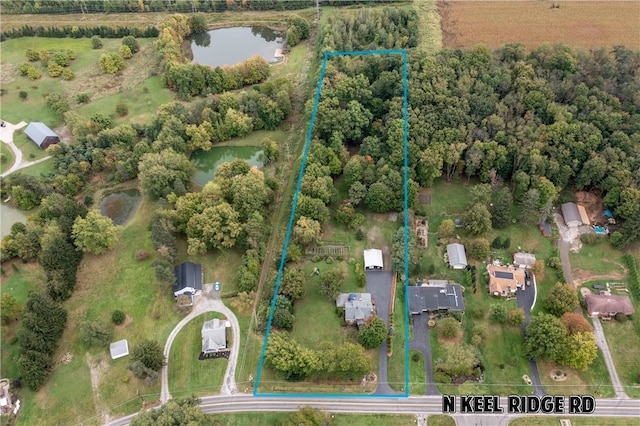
[160,284,240,404]
[0,120,52,177]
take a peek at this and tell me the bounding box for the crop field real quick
[439,1,640,50]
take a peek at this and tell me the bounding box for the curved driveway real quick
[0,119,52,177]
[160,284,240,404]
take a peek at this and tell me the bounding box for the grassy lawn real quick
[413,0,442,55]
[74,75,174,126]
[269,40,308,83]
[16,157,55,177]
[0,143,15,172]
[215,129,288,148]
[209,412,289,425]
[600,319,640,398]
[14,197,183,425]
[0,262,42,380]
[427,415,455,426]
[409,350,427,395]
[510,417,640,426]
[332,414,417,426]
[12,131,53,161]
[537,354,614,399]
[169,312,228,398]
[570,239,626,277]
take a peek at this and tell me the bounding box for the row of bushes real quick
[2,24,158,41]
[624,254,640,300]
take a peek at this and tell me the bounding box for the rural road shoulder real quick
[160,285,240,404]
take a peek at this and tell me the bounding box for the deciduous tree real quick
[560,312,593,335]
[523,313,567,361]
[465,204,492,235]
[72,210,121,254]
[558,332,598,370]
[358,316,388,349]
[437,343,479,377]
[543,283,579,317]
[319,270,344,301]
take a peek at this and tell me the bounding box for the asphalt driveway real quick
[409,313,439,395]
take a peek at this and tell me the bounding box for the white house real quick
[201,318,227,354]
[364,249,383,270]
[446,243,467,269]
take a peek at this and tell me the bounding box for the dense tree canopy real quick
[72,210,121,254]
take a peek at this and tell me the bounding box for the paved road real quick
[0,120,52,177]
[408,313,439,395]
[160,284,240,404]
[105,394,640,426]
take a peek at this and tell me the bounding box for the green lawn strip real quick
[169,312,227,397]
[388,292,408,392]
[510,417,639,426]
[413,0,443,55]
[570,240,627,277]
[12,131,52,161]
[18,158,55,177]
[214,129,287,148]
[269,41,308,82]
[409,350,427,395]
[227,305,260,393]
[600,320,640,398]
[0,143,15,172]
[427,414,456,426]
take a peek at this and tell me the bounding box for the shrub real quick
[25,48,39,61]
[111,309,126,325]
[76,93,90,104]
[48,61,63,77]
[470,306,487,319]
[355,228,364,241]
[325,256,334,264]
[91,35,103,49]
[122,35,139,54]
[357,272,366,288]
[615,312,628,322]
[99,52,125,74]
[437,317,462,339]
[489,303,507,323]
[61,69,74,80]
[411,352,420,362]
[119,44,133,59]
[434,372,452,384]
[581,234,604,245]
[19,91,28,100]
[312,255,320,263]
[502,237,511,249]
[491,236,503,249]
[115,102,129,116]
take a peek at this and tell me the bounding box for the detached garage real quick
[24,122,59,149]
[364,249,383,270]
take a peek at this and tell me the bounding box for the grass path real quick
[414,0,442,55]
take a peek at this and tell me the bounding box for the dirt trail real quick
[86,353,111,424]
[572,259,628,287]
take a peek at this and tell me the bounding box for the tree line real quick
[1,24,158,41]
[0,0,401,15]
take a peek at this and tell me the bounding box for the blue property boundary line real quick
[254,49,409,398]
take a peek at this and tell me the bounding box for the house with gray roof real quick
[23,122,59,149]
[336,293,374,327]
[446,243,467,269]
[201,318,227,354]
[561,202,582,228]
[408,282,465,315]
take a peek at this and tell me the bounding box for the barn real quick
[561,202,582,228]
[23,122,59,149]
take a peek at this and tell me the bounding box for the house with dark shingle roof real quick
[408,281,465,315]
[24,122,59,149]
[173,262,203,302]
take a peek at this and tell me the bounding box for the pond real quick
[99,189,142,226]
[191,146,264,185]
[0,203,29,239]
[188,26,283,68]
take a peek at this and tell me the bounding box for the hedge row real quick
[623,254,640,300]
[2,25,158,41]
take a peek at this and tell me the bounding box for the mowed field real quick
[440,1,640,50]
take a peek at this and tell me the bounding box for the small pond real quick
[0,203,30,239]
[99,189,142,226]
[191,146,264,185]
[188,26,283,68]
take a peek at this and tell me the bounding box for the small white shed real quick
[364,249,383,270]
[109,339,130,360]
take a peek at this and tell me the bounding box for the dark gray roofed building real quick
[173,261,203,299]
[561,202,582,228]
[408,282,465,315]
[24,122,59,149]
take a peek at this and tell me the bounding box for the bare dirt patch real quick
[115,314,133,331]
[572,260,628,287]
[0,63,18,85]
[440,1,640,50]
[86,353,111,424]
